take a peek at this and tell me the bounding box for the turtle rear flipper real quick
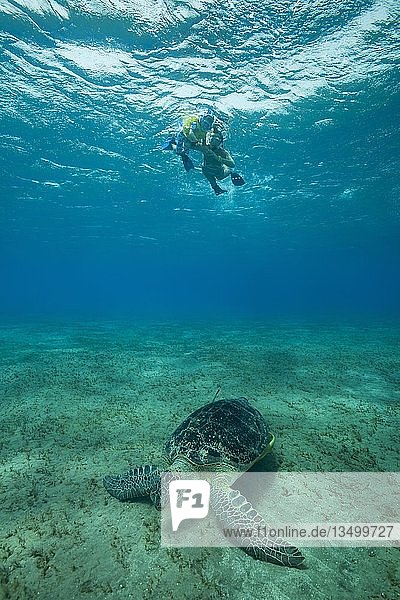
[245,543,305,568]
[211,484,304,568]
[103,465,160,504]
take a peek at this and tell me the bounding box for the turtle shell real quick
[164,397,273,470]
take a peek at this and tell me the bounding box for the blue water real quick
[1,0,399,321]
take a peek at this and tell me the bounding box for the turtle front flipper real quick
[211,485,305,568]
[103,465,161,507]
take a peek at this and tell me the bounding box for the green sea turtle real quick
[103,397,304,567]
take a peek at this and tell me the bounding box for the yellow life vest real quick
[182,115,206,142]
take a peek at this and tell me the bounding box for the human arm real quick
[200,146,235,168]
[219,148,235,168]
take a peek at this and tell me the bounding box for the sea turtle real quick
[103,397,304,567]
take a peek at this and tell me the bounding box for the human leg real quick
[202,169,227,195]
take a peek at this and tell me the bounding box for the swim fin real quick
[162,135,175,150]
[231,172,245,186]
[181,153,194,172]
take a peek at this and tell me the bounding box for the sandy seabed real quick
[0,320,399,600]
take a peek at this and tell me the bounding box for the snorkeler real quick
[197,128,245,195]
[162,109,218,172]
